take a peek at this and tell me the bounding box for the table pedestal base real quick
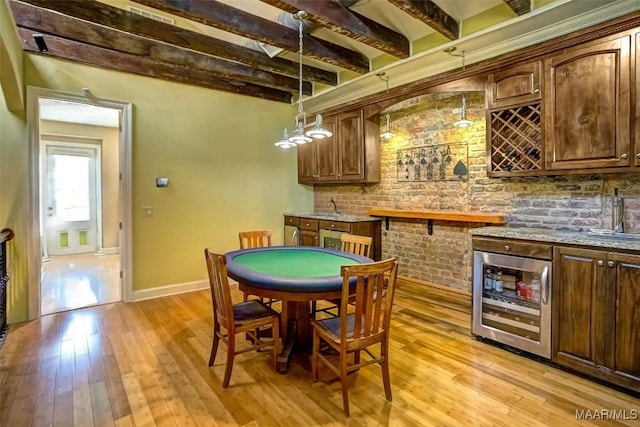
[276,300,312,373]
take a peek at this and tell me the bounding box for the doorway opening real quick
[27,88,132,318]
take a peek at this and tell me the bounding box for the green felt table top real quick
[233,248,359,278]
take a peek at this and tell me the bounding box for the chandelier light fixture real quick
[377,72,395,140]
[275,11,332,148]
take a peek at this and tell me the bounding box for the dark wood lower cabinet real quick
[553,247,640,392]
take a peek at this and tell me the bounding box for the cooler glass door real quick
[472,251,552,358]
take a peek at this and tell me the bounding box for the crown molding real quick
[304,0,640,114]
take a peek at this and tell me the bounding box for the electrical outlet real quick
[142,206,153,217]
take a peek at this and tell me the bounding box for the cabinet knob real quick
[533,88,540,94]
[504,245,510,251]
[331,224,335,228]
[597,260,604,266]
[621,153,628,160]
[607,261,615,268]
[636,153,640,159]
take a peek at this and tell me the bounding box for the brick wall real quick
[314,92,640,293]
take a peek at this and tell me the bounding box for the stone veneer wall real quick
[314,92,640,293]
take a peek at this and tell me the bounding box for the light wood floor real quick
[1,280,639,426]
[41,253,121,315]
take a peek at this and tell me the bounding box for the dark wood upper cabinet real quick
[314,116,339,182]
[486,61,543,177]
[487,61,541,109]
[335,110,364,181]
[297,107,380,184]
[544,34,631,171]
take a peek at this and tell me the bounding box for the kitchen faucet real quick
[328,198,340,214]
[613,188,625,233]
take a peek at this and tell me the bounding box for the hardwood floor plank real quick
[1,281,638,426]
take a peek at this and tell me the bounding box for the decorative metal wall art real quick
[397,142,468,181]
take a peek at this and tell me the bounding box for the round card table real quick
[225,246,372,373]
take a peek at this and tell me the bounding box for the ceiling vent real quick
[127,6,175,25]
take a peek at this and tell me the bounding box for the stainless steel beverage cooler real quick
[472,250,552,358]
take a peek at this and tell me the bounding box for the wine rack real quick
[488,102,542,176]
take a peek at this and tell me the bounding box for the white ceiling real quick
[39,98,119,128]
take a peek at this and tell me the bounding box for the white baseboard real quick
[132,279,209,302]
[97,247,120,255]
[132,278,240,302]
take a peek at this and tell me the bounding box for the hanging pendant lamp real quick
[377,72,395,140]
[454,94,473,128]
[274,11,331,148]
[275,128,297,148]
[381,112,394,139]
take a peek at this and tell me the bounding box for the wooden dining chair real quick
[311,258,399,417]
[238,230,278,307]
[239,230,272,250]
[312,234,373,318]
[204,248,280,388]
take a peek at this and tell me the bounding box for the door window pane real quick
[52,154,90,221]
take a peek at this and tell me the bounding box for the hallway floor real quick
[41,253,121,315]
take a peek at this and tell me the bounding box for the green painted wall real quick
[1,49,313,322]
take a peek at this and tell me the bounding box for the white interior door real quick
[45,144,99,256]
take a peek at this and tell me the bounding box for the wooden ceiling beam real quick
[17,29,293,103]
[11,0,337,86]
[387,0,459,40]
[502,0,531,16]
[261,0,411,58]
[132,0,370,74]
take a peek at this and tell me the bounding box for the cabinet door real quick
[552,247,607,370]
[608,252,640,389]
[544,35,631,170]
[487,61,541,109]
[299,230,318,246]
[337,110,365,181]
[635,32,640,168]
[297,140,316,184]
[315,115,338,182]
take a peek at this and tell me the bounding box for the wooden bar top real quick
[367,209,506,224]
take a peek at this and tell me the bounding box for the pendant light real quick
[443,47,473,128]
[381,112,394,140]
[275,11,331,148]
[377,72,395,140]
[274,128,296,148]
[454,94,473,128]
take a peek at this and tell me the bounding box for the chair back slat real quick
[239,230,272,249]
[340,259,398,344]
[340,234,372,258]
[204,249,234,329]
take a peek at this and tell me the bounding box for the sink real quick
[587,229,640,241]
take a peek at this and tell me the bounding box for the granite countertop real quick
[471,226,640,252]
[284,212,382,223]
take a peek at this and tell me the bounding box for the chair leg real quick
[339,349,350,417]
[311,329,320,381]
[222,335,236,388]
[209,323,220,367]
[310,300,317,317]
[381,341,392,402]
